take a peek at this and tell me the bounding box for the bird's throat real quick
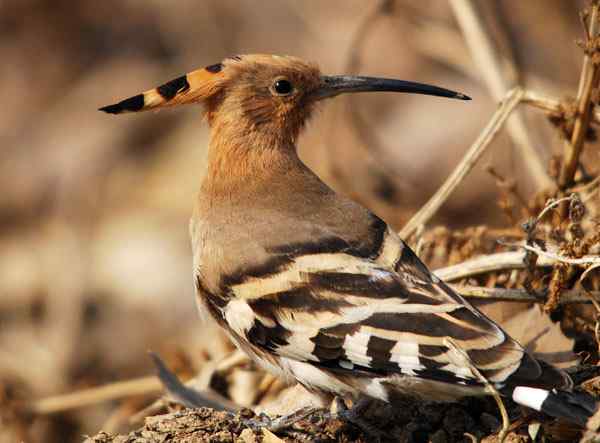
[201,132,303,201]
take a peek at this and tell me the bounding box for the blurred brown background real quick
[0,1,591,441]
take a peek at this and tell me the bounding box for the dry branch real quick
[521,89,600,126]
[435,244,599,282]
[399,85,598,240]
[449,0,553,190]
[501,242,600,266]
[434,250,539,280]
[444,337,510,442]
[30,376,162,415]
[560,0,600,188]
[400,87,524,238]
[454,285,600,305]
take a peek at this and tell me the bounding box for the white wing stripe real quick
[231,252,383,300]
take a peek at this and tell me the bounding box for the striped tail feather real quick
[99,62,226,115]
[500,357,597,426]
[512,386,597,427]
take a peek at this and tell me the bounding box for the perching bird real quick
[101,54,595,427]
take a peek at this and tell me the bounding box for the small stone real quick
[239,408,255,419]
[238,428,257,443]
[429,429,448,443]
[480,412,500,433]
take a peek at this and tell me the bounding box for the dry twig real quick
[449,0,552,190]
[400,87,524,238]
[444,337,510,442]
[435,250,558,281]
[454,285,600,305]
[532,195,576,227]
[501,241,600,266]
[560,0,600,188]
[522,89,600,126]
[30,376,162,415]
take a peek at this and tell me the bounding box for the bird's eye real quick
[272,78,293,96]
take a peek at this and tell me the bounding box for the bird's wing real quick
[216,225,554,390]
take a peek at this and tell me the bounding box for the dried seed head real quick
[569,194,585,223]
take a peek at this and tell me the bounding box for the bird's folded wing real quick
[222,236,539,388]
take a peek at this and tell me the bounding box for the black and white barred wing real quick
[225,243,551,393]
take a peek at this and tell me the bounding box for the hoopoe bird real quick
[101,54,596,427]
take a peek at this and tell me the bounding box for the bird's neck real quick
[200,126,306,201]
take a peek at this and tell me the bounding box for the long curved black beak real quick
[316,75,470,101]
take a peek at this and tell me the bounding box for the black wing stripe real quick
[195,275,228,326]
[467,340,521,368]
[396,242,433,281]
[268,236,353,256]
[359,215,388,259]
[268,215,386,260]
[447,308,498,332]
[312,345,345,361]
[404,291,445,306]
[366,335,395,369]
[305,271,406,298]
[247,319,290,351]
[412,368,480,386]
[311,331,344,349]
[321,322,361,337]
[248,287,353,316]
[418,344,448,358]
[220,254,293,288]
[363,312,488,341]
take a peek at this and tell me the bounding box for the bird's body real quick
[101,54,596,426]
[190,145,554,403]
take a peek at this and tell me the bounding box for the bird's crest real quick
[99,55,322,115]
[99,56,241,114]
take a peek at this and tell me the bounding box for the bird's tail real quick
[511,385,597,427]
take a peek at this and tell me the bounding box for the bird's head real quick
[101,54,469,145]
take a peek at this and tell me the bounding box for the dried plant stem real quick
[503,242,600,266]
[571,174,600,193]
[400,85,600,238]
[560,0,600,188]
[434,250,554,281]
[449,0,552,190]
[31,376,162,415]
[455,285,600,305]
[521,89,600,124]
[582,263,600,285]
[400,87,524,238]
[31,372,237,416]
[444,337,509,442]
[521,90,567,113]
[533,195,575,225]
